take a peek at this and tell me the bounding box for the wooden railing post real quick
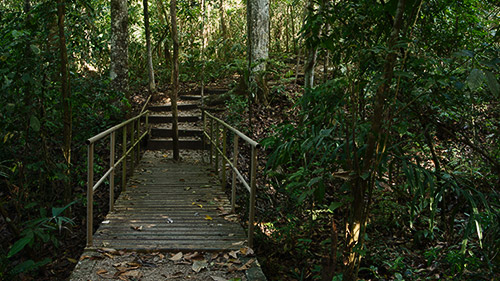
[202,112,206,163]
[231,134,238,213]
[86,143,94,247]
[248,146,257,248]
[222,127,227,188]
[122,125,127,191]
[215,122,219,174]
[110,132,115,212]
[130,122,135,175]
[210,118,214,165]
[136,118,140,163]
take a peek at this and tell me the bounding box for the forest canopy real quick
[0,0,499,280]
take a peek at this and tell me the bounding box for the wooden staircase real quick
[146,89,225,151]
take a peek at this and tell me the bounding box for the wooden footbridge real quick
[85,91,260,252]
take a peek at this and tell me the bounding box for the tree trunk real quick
[110,0,129,102]
[303,0,319,90]
[344,0,406,280]
[170,0,180,161]
[143,0,156,94]
[57,0,72,203]
[247,0,270,105]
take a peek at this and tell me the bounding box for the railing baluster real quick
[215,121,219,174]
[231,134,238,213]
[122,125,127,191]
[86,142,94,247]
[248,146,257,249]
[210,118,214,165]
[136,119,140,163]
[222,127,227,188]
[130,122,135,175]
[110,132,115,212]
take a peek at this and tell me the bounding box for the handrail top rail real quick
[86,110,149,145]
[203,111,260,148]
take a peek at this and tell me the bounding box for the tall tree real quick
[344,0,407,279]
[110,0,129,102]
[143,0,156,94]
[56,0,72,203]
[247,0,270,105]
[170,0,180,160]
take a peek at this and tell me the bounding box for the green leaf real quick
[307,177,322,187]
[467,69,485,90]
[484,70,499,97]
[29,45,40,55]
[328,201,343,212]
[8,231,34,258]
[30,115,40,132]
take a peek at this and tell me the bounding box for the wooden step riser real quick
[147,140,206,150]
[179,95,202,101]
[151,128,203,138]
[145,116,201,123]
[148,103,199,112]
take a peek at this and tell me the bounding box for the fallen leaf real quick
[96,269,108,275]
[179,178,185,182]
[131,225,143,231]
[192,260,208,273]
[184,252,203,261]
[79,255,91,261]
[170,252,183,261]
[185,186,191,191]
[102,220,110,224]
[205,215,213,220]
[240,247,254,256]
[102,252,114,259]
[232,241,245,246]
[229,250,239,259]
[237,258,255,271]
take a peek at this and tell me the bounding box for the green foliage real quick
[2,201,75,278]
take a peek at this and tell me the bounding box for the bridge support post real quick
[248,146,257,249]
[122,125,127,191]
[86,143,94,247]
[222,127,227,188]
[231,135,239,213]
[110,132,115,212]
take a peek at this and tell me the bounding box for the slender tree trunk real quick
[344,0,406,280]
[303,0,319,90]
[219,0,228,40]
[247,0,270,105]
[290,5,296,55]
[201,0,206,106]
[57,0,72,203]
[170,0,180,160]
[143,0,156,94]
[110,0,129,102]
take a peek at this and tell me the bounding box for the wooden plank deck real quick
[89,152,247,252]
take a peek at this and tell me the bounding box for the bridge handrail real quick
[86,110,150,247]
[202,111,260,248]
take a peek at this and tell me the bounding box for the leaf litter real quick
[72,250,248,281]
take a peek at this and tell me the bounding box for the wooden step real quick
[180,95,202,101]
[146,115,201,123]
[185,88,229,95]
[151,128,203,138]
[147,139,206,150]
[148,103,198,112]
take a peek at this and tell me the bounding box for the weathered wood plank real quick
[89,153,247,252]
